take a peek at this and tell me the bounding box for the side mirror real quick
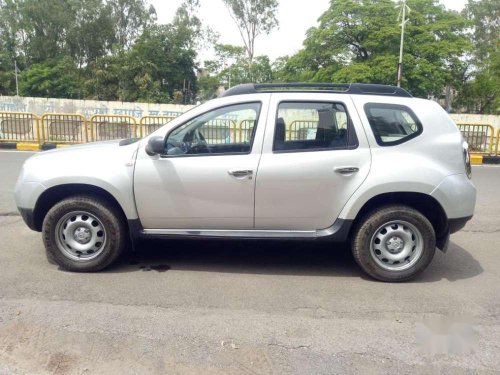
[145,136,165,156]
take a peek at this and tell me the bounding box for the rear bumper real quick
[437,215,473,253]
[431,174,476,220]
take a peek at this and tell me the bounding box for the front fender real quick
[39,177,138,220]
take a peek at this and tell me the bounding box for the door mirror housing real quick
[145,136,165,156]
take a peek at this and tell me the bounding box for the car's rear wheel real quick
[42,195,127,272]
[351,205,436,282]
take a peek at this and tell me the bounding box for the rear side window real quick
[273,102,358,152]
[364,103,422,146]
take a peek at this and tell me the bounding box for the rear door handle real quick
[334,167,359,175]
[228,169,253,179]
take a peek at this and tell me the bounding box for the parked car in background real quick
[15,83,476,281]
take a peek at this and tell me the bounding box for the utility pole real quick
[397,0,410,87]
[14,60,20,96]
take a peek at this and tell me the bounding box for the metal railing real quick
[0,112,41,144]
[457,123,495,155]
[234,120,255,143]
[289,120,318,141]
[41,113,87,144]
[139,116,176,137]
[199,119,236,144]
[1,111,498,157]
[89,115,137,141]
[496,128,500,157]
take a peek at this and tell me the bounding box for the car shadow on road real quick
[105,238,483,283]
[416,241,484,283]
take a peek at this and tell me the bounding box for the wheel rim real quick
[370,220,424,271]
[55,211,107,262]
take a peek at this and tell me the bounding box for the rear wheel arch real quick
[349,192,448,240]
[33,184,128,232]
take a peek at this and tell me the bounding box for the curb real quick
[483,156,500,165]
[470,154,483,165]
[0,143,70,151]
[0,142,40,151]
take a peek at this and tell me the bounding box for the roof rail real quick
[220,83,413,98]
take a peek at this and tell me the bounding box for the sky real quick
[149,0,468,63]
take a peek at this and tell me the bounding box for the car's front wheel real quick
[42,195,127,272]
[351,205,436,282]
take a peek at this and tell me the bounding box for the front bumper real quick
[448,216,473,234]
[18,207,38,231]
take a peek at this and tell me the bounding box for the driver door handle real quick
[334,167,359,175]
[228,169,253,179]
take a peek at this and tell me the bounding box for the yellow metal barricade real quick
[89,115,137,141]
[496,128,500,156]
[0,112,41,144]
[41,113,87,144]
[234,120,256,143]
[457,123,495,155]
[288,120,318,141]
[139,116,176,137]
[199,119,236,144]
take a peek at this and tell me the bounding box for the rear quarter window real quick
[364,103,423,146]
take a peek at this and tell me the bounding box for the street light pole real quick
[14,60,20,96]
[397,0,410,88]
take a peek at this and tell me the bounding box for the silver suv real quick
[15,83,476,281]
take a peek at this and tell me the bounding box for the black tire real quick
[351,205,436,282]
[42,195,128,272]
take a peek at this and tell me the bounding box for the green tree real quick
[201,43,274,98]
[84,0,202,103]
[454,0,499,113]
[67,0,117,67]
[20,57,83,98]
[0,0,205,102]
[222,0,279,67]
[109,0,156,49]
[278,0,470,98]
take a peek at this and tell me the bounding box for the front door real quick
[134,100,268,229]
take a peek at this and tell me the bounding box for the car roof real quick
[220,83,413,99]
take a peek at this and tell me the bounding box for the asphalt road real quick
[0,150,499,375]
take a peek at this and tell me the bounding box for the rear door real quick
[254,93,371,230]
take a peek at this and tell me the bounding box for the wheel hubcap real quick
[55,211,107,261]
[74,227,92,244]
[370,220,423,271]
[386,236,405,253]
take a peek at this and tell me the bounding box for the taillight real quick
[463,146,472,179]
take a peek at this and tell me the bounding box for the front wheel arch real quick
[33,184,128,232]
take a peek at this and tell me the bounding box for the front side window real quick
[165,102,261,156]
[273,102,357,152]
[364,103,422,146]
